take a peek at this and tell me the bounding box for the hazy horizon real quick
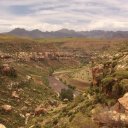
[3,27,128,33]
[0,0,128,32]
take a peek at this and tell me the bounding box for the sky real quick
[0,0,128,32]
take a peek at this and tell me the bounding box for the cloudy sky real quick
[0,0,128,32]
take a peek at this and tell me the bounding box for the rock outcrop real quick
[0,124,6,128]
[93,93,128,127]
[34,105,47,116]
[1,105,12,113]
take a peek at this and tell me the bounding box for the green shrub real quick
[71,113,98,128]
[49,67,54,76]
[113,70,128,79]
[102,76,114,93]
[112,83,121,97]
[69,114,75,122]
[94,93,107,104]
[0,66,17,78]
[9,67,17,78]
[119,79,128,94]
[112,61,117,68]
[43,77,49,86]
[102,76,114,85]
[60,88,74,101]
[107,98,116,106]
[68,84,76,90]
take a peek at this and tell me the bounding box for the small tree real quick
[68,84,76,90]
[60,88,74,101]
[9,67,17,77]
[101,76,114,95]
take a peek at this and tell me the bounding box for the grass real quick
[0,35,128,127]
[53,65,92,91]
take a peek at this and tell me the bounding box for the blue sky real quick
[0,0,128,32]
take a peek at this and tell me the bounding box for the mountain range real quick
[2,28,128,38]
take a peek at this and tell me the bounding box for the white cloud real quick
[0,0,128,32]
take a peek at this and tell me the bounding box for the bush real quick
[112,61,117,68]
[112,83,121,98]
[0,66,17,78]
[102,76,114,86]
[119,79,128,94]
[60,88,74,101]
[94,93,107,104]
[49,67,54,76]
[43,77,49,86]
[71,113,99,128]
[107,98,116,106]
[113,70,128,80]
[9,67,17,77]
[68,84,76,90]
[102,76,114,94]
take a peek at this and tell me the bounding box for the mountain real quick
[3,28,128,38]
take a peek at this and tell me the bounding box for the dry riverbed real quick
[49,65,92,93]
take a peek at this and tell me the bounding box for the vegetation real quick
[60,88,74,101]
[0,35,128,128]
[114,70,128,79]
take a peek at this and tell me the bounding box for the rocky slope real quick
[0,37,82,128]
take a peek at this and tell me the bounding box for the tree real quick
[60,88,74,101]
[101,76,114,95]
[68,84,76,90]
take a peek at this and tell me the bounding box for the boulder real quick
[1,105,12,112]
[11,91,19,98]
[0,124,6,128]
[48,99,58,107]
[118,93,128,113]
[34,106,47,116]
[95,111,128,126]
[26,75,32,81]
[0,64,10,75]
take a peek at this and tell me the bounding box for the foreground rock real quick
[1,105,12,112]
[0,124,6,128]
[34,105,47,116]
[93,110,128,127]
[93,93,128,127]
[11,91,20,98]
[118,93,128,113]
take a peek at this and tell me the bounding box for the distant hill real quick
[2,28,128,38]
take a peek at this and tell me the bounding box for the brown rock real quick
[34,106,47,116]
[1,105,12,112]
[11,91,19,98]
[0,124,6,128]
[118,93,128,113]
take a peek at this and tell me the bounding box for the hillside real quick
[41,40,128,128]
[0,37,81,128]
[0,36,128,128]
